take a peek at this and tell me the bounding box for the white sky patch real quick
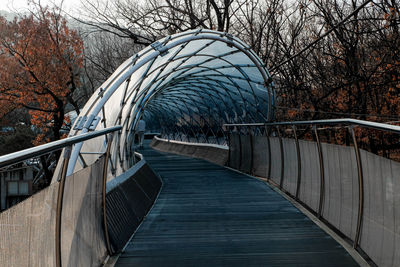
[1,0,82,13]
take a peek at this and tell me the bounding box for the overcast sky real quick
[1,0,82,12]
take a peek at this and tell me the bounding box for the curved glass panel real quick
[61,30,275,178]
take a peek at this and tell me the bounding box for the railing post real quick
[102,133,114,255]
[276,126,285,189]
[55,146,72,267]
[266,126,272,181]
[313,125,325,218]
[349,126,364,249]
[249,126,254,175]
[293,125,302,199]
[226,127,231,167]
[238,129,242,170]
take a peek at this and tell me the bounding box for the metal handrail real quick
[223,117,400,251]
[0,125,121,267]
[224,118,400,134]
[134,151,144,161]
[0,125,122,169]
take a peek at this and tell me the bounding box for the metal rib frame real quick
[61,29,275,179]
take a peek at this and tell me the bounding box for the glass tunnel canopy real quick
[60,29,275,178]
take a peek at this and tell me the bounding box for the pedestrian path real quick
[115,143,358,266]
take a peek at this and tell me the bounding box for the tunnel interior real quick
[62,29,275,178]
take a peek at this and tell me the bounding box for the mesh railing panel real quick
[228,133,400,266]
[252,136,269,178]
[61,157,107,266]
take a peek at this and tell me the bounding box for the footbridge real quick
[0,30,399,267]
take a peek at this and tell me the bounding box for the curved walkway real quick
[115,143,358,266]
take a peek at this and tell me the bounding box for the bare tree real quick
[80,31,141,95]
[73,0,400,125]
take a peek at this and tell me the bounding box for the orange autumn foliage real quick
[0,8,83,144]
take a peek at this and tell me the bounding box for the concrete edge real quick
[106,159,146,193]
[103,170,164,267]
[153,136,228,150]
[151,137,228,166]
